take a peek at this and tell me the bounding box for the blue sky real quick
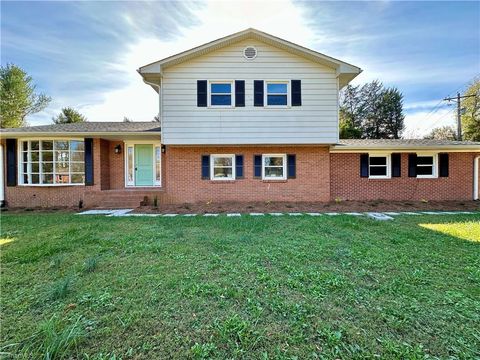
[2,1,479,137]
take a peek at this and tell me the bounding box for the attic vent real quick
[243,46,257,60]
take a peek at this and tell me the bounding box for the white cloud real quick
[403,108,457,138]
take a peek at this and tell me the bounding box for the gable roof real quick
[1,122,161,137]
[331,139,480,152]
[138,28,362,89]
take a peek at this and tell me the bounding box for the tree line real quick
[1,63,478,140]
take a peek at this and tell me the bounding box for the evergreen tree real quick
[52,107,87,124]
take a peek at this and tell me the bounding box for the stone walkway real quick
[77,209,478,218]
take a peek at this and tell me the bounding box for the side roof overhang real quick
[330,140,480,153]
[138,28,362,91]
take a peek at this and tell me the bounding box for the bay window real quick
[20,140,85,185]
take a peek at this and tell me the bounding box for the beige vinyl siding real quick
[161,39,339,145]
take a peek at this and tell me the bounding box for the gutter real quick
[330,145,480,153]
[0,131,161,138]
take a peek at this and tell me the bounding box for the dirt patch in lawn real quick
[133,200,480,214]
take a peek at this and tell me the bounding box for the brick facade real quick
[330,152,478,201]
[2,138,478,208]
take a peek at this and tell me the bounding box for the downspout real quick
[474,155,480,200]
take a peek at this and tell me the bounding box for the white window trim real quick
[210,154,235,181]
[208,80,235,108]
[416,153,438,179]
[368,153,391,179]
[124,141,162,187]
[17,138,85,187]
[262,154,287,180]
[264,80,290,108]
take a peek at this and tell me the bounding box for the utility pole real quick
[444,92,476,141]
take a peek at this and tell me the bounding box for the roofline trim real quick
[1,131,162,138]
[330,144,480,153]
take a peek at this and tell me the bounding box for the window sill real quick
[209,179,237,183]
[262,179,288,183]
[368,177,391,180]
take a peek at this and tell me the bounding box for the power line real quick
[444,92,477,140]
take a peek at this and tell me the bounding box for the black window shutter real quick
[197,80,207,107]
[408,154,417,177]
[291,80,302,106]
[84,138,94,186]
[287,154,296,179]
[235,155,244,178]
[254,80,264,107]
[360,154,369,178]
[254,155,262,178]
[235,80,245,107]
[391,153,401,177]
[439,153,449,177]
[201,155,210,179]
[6,139,17,187]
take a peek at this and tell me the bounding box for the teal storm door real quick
[134,144,154,186]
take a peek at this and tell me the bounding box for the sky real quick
[1,0,479,137]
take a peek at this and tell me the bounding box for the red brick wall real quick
[107,141,125,190]
[330,152,477,201]
[162,145,331,203]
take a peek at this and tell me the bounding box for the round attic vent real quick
[243,46,257,60]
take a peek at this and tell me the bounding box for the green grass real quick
[1,213,479,359]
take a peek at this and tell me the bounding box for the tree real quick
[424,125,457,140]
[123,116,132,122]
[461,79,480,141]
[52,107,87,124]
[0,64,51,128]
[339,80,405,139]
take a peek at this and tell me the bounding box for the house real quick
[1,28,479,208]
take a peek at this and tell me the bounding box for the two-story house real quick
[1,28,479,208]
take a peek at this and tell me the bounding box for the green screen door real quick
[134,144,153,186]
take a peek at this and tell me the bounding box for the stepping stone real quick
[268,213,284,216]
[325,212,339,216]
[163,213,178,217]
[439,211,459,215]
[383,212,400,216]
[458,211,475,214]
[367,212,393,221]
[108,209,134,217]
[306,213,321,216]
[250,213,264,216]
[402,212,420,215]
[288,213,303,216]
[345,212,363,216]
[183,213,197,217]
[204,213,219,217]
[227,213,241,217]
[421,211,441,215]
[77,209,117,215]
[129,213,160,217]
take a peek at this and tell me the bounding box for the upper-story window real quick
[210,82,233,106]
[265,81,289,106]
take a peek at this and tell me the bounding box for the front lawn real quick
[1,213,479,359]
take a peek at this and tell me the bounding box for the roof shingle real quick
[1,122,161,133]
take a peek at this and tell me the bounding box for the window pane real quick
[42,151,53,162]
[23,163,28,173]
[214,157,233,167]
[55,162,69,174]
[71,162,84,172]
[71,151,84,162]
[265,167,284,177]
[267,95,287,105]
[31,163,39,173]
[211,95,231,105]
[71,174,84,184]
[417,166,433,175]
[23,152,28,162]
[56,174,70,184]
[42,162,53,173]
[155,147,161,182]
[55,151,69,163]
[70,141,84,151]
[31,152,39,162]
[41,141,53,151]
[23,142,29,151]
[264,156,284,166]
[370,157,386,166]
[23,174,29,183]
[417,156,433,165]
[42,174,54,184]
[211,83,231,93]
[54,141,69,150]
[370,166,387,176]
[31,141,39,151]
[267,83,287,93]
[127,147,134,183]
[213,167,233,178]
[31,174,40,184]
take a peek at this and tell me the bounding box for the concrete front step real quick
[84,190,165,208]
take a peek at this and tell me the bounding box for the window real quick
[369,154,390,179]
[262,154,286,180]
[210,82,233,106]
[417,154,437,178]
[210,155,235,180]
[155,146,161,185]
[266,81,288,106]
[127,146,134,185]
[20,140,84,185]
